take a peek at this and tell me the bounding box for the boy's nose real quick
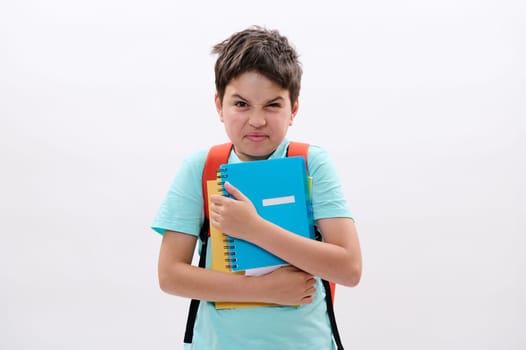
[248,111,267,128]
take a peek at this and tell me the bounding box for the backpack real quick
[183,141,344,349]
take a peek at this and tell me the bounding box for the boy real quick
[153,26,362,349]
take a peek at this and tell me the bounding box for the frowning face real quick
[215,71,298,161]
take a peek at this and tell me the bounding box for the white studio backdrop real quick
[1,1,524,349]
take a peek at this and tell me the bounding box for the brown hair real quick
[212,26,302,105]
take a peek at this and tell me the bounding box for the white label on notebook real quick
[262,195,296,207]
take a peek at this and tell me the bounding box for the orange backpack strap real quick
[286,141,310,167]
[201,143,233,222]
[288,143,337,297]
[186,142,233,345]
[288,141,342,347]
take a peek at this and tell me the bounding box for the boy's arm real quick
[157,230,317,305]
[210,183,362,287]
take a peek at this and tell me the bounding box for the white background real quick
[1,0,525,349]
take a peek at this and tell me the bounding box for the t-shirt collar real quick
[228,138,289,164]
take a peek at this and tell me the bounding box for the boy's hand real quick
[210,181,262,241]
[260,266,316,305]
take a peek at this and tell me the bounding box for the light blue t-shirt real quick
[152,139,352,350]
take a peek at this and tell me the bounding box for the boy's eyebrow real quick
[266,96,285,104]
[230,94,285,104]
[231,93,248,101]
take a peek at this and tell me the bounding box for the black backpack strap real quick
[183,219,210,344]
[315,228,344,350]
[322,279,344,349]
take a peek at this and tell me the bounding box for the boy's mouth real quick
[245,133,268,142]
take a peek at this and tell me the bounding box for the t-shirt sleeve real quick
[308,145,353,221]
[151,150,207,236]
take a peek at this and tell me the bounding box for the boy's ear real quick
[215,93,224,122]
[290,100,299,126]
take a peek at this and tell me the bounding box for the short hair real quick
[212,26,302,105]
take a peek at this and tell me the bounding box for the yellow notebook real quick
[206,180,274,309]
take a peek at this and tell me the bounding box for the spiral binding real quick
[217,168,229,196]
[217,168,238,270]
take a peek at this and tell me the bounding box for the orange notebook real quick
[206,180,274,309]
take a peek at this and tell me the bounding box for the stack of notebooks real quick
[206,156,315,309]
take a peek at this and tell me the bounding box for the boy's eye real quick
[234,101,248,108]
[267,103,281,109]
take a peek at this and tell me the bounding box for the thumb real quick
[224,181,249,201]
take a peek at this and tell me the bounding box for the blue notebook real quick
[218,156,315,274]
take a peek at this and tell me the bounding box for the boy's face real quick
[215,71,298,161]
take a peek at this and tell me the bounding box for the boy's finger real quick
[224,181,249,201]
[210,194,226,204]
